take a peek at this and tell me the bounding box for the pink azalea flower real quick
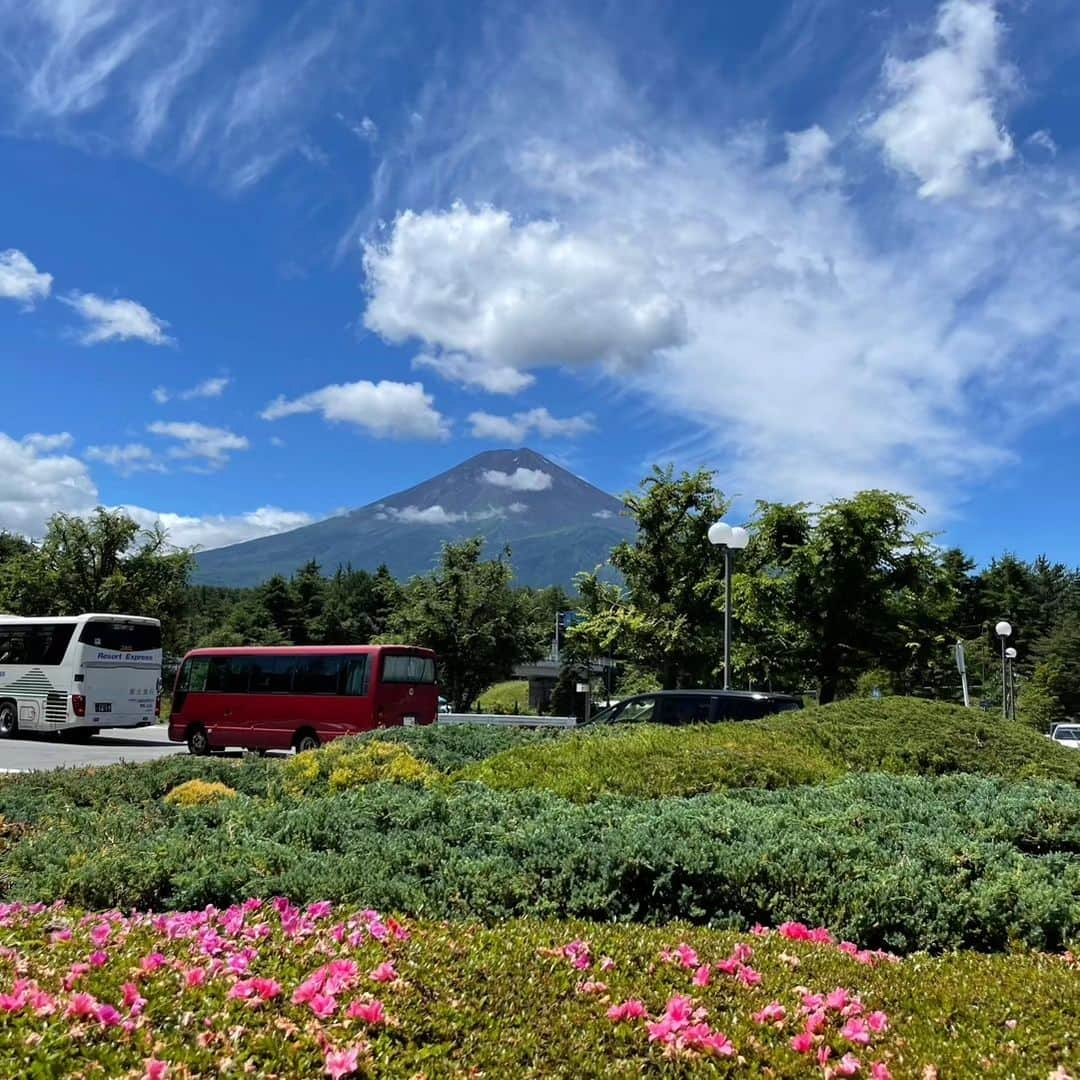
[753,1001,787,1025]
[751,923,771,937]
[809,927,834,944]
[89,951,109,967]
[0,993,23,1014]
[805,1010,829,1034]
[836,1052,862,1076]
[122,983,146,1015]
[664,995,694,1027]
[251,978,281,1002]
[66,992,98,1019]
[647,1017,678,1044]
[308,993,338,1019]
[292,976,323,1004]
[790,1031,815,1054]
[606,999,647,1023]
[692,964,711,988]
[142,1059,169,1080]
[228,980,256,1001]
[867,1011,889,1034]
[576,980,608,995]
[699,1030,736,1057]
[347,999,386,1025]
[324,959,359,995]
[387,916,409,942]
[307,901,334,920]
[779,921,811,941]
[50,928,73,944]
[184,967,207,989]
[140,952,167,974]
[826,987,852,1012]
[96,1003,122,1027]
[599,956,616,973]
[324,1045,361,1080]
[819,1046,833,1067]
[63,962,90,991]
[732,942,754,963]
[802,992,825,1011]
[369,961,397,984]
[90,924,111,948]
[737,964,762,987]
[674,943,699,968]
[871,1064,892,1080]
[715,956,740,976]
[841,1017,872,1046]
[29,989,56,1017]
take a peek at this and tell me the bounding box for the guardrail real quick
[438,713,577,729]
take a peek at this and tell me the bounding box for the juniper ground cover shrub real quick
[462,698,1080,800]
[3,775,1076,953]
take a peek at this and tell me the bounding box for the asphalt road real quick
[0,724,203,772]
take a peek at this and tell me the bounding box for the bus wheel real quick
[0,702,17,740]
[294,730,320,754]
[187,725,211,757]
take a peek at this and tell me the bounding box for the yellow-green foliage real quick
[478,680,534,715]
[283,737,440,794]
[163,779,237,807]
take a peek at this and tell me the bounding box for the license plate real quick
[95,703,112,713]
[403,715,416,726]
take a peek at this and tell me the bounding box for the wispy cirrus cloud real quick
[85,442,163,476]
[147,420,248,467]
[152,377,230,404]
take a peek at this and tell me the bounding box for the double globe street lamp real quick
[708,521,750,691]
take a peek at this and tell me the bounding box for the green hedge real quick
[3,773,1077,954]
[462,698,1080,800]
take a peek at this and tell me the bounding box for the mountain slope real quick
[193,449,635,588]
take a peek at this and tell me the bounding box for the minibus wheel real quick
[294,730,320,754]
[0,701,17,740]
[187,725,211,756]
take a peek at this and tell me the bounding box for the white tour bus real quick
[0,613,162,740]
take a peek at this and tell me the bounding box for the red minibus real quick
[167,645,438,755]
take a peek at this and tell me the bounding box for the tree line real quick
[2,468,1080,725]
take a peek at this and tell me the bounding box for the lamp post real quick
[995,621,1013,719]
[708,521,750,690]
[1005,646,1018,721]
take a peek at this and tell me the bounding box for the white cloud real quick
[347,3,1080,513]
[121,505,314,551]
[592,509,614,519]
[482,467,553,492]
[380,503,510,526]
[869,0,1014,199]
[469,407,594,443]
[0,433,97,536]
[85,442,162,476]
[363,202,687,383]
[152,376,231,404]
[147,421,248,466]
[1027,130,1057,157]
[261,379,449,440]
[783,126,837,183]
[62,292,172,345]
[0,249,52,308]
[357,116,377,141]
[22,432,73,453]
[413,352,535,395]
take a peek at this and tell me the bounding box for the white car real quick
[1049,723,1080,749]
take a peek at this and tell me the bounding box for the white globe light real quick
[1005,647,1017,659]
[729,526,750,550]
[995,620,1013,638]
[708,521,733,546]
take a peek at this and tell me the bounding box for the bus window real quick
[294,655,343,694]
[221,657,254,693]
[382,654,436,684]
[250,656,295,693]
[78,621,162,652]
[340,656,370,696]
[0,624,75,665]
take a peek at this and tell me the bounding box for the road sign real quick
[870,688,882,700]
[575,683,590,693]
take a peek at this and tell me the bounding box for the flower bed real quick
[0,901,1074,1078]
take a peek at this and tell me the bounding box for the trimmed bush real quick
[162,780,237,807]
[283,739,439,794]
[477,680,534,715]
[0,901,1073,1078]
[2,774,1077,953]
[463,697,1080,800]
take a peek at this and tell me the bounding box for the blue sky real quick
[3,0,1080,566]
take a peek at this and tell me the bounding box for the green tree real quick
[1017,660,1066,732]
[0,510,192,649]
[737,491,958,703]
[570,467,729,689]
[1031,614,1080,717]
[289,560,326,644]
[383,538,543,711]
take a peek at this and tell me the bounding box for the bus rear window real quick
[79,621,161,652]
[381,654,436,684]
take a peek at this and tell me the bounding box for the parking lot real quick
[1,725,190,772]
